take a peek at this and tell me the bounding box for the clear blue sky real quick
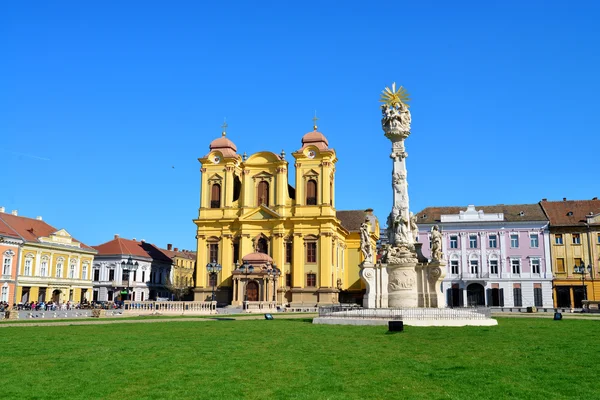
[2,1,599,251]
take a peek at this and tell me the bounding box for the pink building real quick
[415,204,553,309]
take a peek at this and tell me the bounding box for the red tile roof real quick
[160,248,196,260]
[94,236,172,263]
[337,210,369,232]
[415,203,547,224]
[540,199,600,226]
[0,218,21,239]
[0,212,94,250]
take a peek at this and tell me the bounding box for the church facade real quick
[193,125,378,306]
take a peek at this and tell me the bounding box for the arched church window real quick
[211,184,221,208]
[233,175,241,202]
[306,179,317,205]
[257,181,269,206]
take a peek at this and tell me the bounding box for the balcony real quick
[461,273,489,280]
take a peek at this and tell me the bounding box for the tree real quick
[165,275,192,301]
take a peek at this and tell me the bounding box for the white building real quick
[92,235,172,302]
[416,204,553,309]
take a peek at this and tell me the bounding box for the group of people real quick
[13,300,89,311]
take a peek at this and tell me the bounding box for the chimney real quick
[167,244,172,250]
[114,234,119,239]
[11,210,18,216]
[132,238,136,241]
[174,247,179,252]
[563,198,567,201]
[365,208,374,216]
[0,206,4,213]
[541,198,547,202]
[36,216,42,220]
[141,239,145,243]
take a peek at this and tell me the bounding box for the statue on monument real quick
[380,83,412,136]
[410,212,418,242]
[394,214,409,244]
[360,220,373,263]
[430,225,444,261]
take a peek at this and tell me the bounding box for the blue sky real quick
[1,1,599,251]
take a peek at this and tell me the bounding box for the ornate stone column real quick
[379,83,419,308]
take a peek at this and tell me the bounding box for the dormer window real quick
[567,211,573,216]
[519,211,525,216]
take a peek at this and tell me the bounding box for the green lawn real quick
[1,318,598,399]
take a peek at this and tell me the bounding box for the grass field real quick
[1,317,598,399]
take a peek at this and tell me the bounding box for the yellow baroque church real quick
[193,124,379,307]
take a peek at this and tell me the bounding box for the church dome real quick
[208,133,238,158]
[300,128,329,150]
[242,251,273,267]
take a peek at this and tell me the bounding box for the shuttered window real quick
[306,179,317,205]
[210,184,221,208]
[513,287,522,307]
[534,287,543,307]
[306,242,317,263]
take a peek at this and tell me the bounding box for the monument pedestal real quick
[417,261,447,308]
[386,258,418,308]
[359,262,388,309]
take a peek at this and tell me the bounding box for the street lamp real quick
[237,260,254,301]
[266,263,280,302]
[573,262,592,302]
[206,260,222,302]
[121,255,139,302]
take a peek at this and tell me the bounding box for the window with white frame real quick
[56,258,64,278]
[511,259,521,274]
[82,263,88,280]
[489,259,499,275]
[555,234,563,245]
[469,235,477,248]
[488,235,497,248]
[450,259,459,275]
[1,285,8,302]
[530,234,539,248]
[24,256,33,276]
[2,250,13,275]
[470,259,479,274]
[510,234,519,248]
[40,257,49,276]
[572,233,581,244]
[69,261,77,278]
[450,236,458,249]
[531,258,541,274]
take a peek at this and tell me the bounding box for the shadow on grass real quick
[272,318,314,324]
[210,317,236,321]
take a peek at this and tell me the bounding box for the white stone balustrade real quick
[242,301,277,313]
[123,301,217,315]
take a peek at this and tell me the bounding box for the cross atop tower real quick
[221,119,228,137]
[312,111,318,131]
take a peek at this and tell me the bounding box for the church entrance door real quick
[246,281,259,301]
